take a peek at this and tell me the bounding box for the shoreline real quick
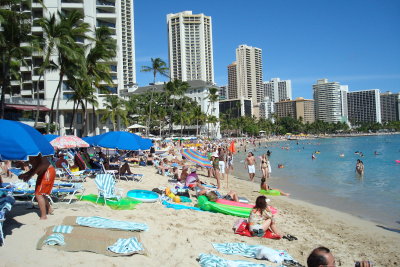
[231,136,400,230]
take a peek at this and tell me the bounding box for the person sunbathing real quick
[248,195,281,237]
[260,178,290,196]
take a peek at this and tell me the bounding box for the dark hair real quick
[307,247,330,267]
[254,196,267,212]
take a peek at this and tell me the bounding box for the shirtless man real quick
[245,152,256,182]
[19,154,56,220]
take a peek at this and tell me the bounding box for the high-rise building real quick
[259,97,274,120]
[313,79,348,123]
[347,90,381,123]
[380,92,400,122]
[167,11,214,83]
[236,45,263,104]
[274,97,315,123]
[263,78,292,103]
[219,86,228,100]
[219,97,253,119]
[227,62,238,99]
[6,0,136,136]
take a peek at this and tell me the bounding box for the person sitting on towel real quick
[248,195,281,237]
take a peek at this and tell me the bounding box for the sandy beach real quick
[1,165,400,266]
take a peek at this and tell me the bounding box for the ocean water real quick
[232,135,400,229]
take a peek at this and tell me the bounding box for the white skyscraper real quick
[263,78,292,103]
[167,11,214,83]
[236,45,263,104]
[259,97,274,120]
[7,0,136,136]
[313,79,348,123]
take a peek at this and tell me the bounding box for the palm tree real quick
[192,105,206,136]
[165,79,189,135]
[101,95,128,131]
[0,0,32,118]
[206,87,219,138]
[43,10,91,133]
[141,58,169,136]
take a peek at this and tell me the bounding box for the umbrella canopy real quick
[93,131,152,150]
[50,135,89,149]
[43,134,59,142]
[0,119,55,160]
[181,149,212,169]
[127,123,148,129]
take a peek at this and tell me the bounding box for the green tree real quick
[0,0,32,118]
[140,58,169,136]
[206,87,219,137]
[101,95,128,131]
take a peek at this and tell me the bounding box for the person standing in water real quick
[245,152,256,182]
[260,154,269,180]
[356,159,364,175]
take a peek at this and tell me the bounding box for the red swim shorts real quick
[35,166,56,195]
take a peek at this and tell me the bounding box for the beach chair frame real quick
[94,173,123,206]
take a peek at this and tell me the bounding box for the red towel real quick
[234,221,281,239]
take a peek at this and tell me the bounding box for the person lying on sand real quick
[260,178,290,196]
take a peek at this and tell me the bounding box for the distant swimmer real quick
[312,153,316,160]
[339,153,344,157]
[356,159,364,175]
[278,164,284,168]
[374,151,380,155]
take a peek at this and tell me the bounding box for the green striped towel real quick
[76,216,148,231]
[107,237,143,254]
[44,233,65,246]
[198,253,267,267]
[52,225,73,234]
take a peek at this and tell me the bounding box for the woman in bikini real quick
[260,154,269,180]
[248,195,281,237]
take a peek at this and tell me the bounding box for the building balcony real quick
[32,26,42,32]
[20,66,32,72]
[96,0,115,7]
[61,2,84,9]
[96,12,116,19]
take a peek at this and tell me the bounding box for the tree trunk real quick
[159,120,162,137]
[196,119,199,136]
[92,105,96,135]
[70,100,77,130]
[0,54,10,119]
[83,99,88,136]
[47,72,63,133]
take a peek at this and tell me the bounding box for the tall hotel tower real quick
[313,79,348,123]
[235,45,263,104]
[167,11,214,83]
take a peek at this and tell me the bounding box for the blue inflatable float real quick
[127,190,159,203]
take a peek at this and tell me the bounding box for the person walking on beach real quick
[211,152,221,189]
[19,154,56,220]
[260,154,269,180]
[218,147,226,180]
[245,152,256,182]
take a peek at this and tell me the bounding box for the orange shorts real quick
[35,166,56,195]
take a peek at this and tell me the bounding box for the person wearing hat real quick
[211,151,221,189]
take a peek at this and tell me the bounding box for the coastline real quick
[2,165,400,266]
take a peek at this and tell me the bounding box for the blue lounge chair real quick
[62,163,87,182]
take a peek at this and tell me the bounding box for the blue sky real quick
[134,0,400,99]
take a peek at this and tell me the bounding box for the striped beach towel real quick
[212,243,294,262]
[43,233,65,246]
[76,216,148,231]
[198,253,267,267]
[107,237,143,254]
[52,225,74,234]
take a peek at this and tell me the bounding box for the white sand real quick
[1,165,400,266]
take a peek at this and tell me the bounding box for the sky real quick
[134,0,400,99]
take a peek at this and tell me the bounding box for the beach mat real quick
[37,216,147,257]
[77,194,141,210]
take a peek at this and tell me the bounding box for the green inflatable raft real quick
[197,196,251,218]
[259,189,281,196]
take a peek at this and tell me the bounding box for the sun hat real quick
[211,151,219,158]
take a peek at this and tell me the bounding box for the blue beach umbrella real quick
[93,131,152,150]
[43,134,59,142]
[0,119,55,160]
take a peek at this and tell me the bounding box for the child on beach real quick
[248,195,281,237]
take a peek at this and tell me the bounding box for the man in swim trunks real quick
[245,152,256,181]
[19,154,56,220]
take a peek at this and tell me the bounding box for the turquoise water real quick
[233,135,400,229]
